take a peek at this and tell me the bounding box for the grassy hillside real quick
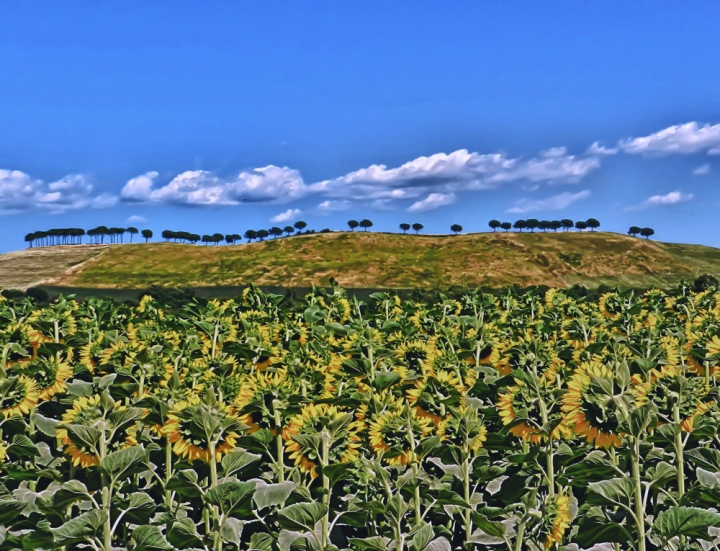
[12,231,719,290]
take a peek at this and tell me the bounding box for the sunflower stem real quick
[672,402,685,498]
[631,437,646,551]
[463,457,472,543]
[99,427,112,551]
[273,403,285,483]
[321,430,331,550]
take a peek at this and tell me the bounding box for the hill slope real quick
[3,231,718,291]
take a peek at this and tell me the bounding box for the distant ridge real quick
[3,232,720,291]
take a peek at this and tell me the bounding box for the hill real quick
[3,232,720,291]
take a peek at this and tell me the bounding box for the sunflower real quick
[57,394,139,468]
[21,356,72,402]
[0,439,6,463]
[562,363,625,448]
[395,338,437,373]
[406,370,465,426]
[162,395,242,463]
[282,403,363,478]
[497,381,545,444]
[234,369,297,433]
[368,406,434,466]
[0,375,39,418]
[541,492,573,549]
[632,365,714,432]
[436,406,488,454]
[598,292,622,321]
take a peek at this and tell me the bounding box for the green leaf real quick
[249,532,276,551]
[587,478,634,508]
[30,411,59,436]
[697,467,720,489]
[470,513,506,539]
[221,449,262,477]
[410,523,433,551]
[373,372,401,391]
[253,481,296,510]
[205,480,256,518]
[130,525,174,551]
[0,498,25,525]
[6,434,39,459]
[221,517,244,546]
[349,536,390,551]
[321,463,356,487]
[49,480,93,511]
[62,423,101,452]
[52,509,107,545]
[100,444,146,480]
[66,380,94,397]
[119,492,156,525]
[650,507,720,543]
[167,518,205,549]
[574,511,631,548]
[168,469,203,498]
[277,502,328,532]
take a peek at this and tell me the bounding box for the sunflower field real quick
[3,283,720,551]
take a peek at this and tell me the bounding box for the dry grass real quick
[4,231,713,290]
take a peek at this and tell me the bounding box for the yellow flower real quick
[368,406,433,466]
[562,363,623,448]
[282,403,363,478]
[543,492,572,549]
[1,376,39,418]
[0,439,7,463]
[162,396,240,463]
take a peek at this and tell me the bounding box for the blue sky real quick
[2,2,720,252]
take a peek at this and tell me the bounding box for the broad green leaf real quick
[168,469,203,498]
[650,507,720,543]
[221,449,261,477]
[321,463,355,486]
[0,498,26,525]
[167,517,204,548]
[205,480,256,518]
[62,423,101,452]
[249,532,276,551]
[52,509,107,545]
[221,517,244,545]
[130,524,174,551]
[410,523,433,551]
[349,536,390,551]
[587,478,634,508]
[574,510,631,548]
[277,502,328,532]
[119,492,156,525]
[253,481,296,509]
[6,434,38,459]
[373,372,401,391]
[697,467,720,489]
[100,444,146,480]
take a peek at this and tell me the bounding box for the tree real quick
[500,222,512,232]
[127,227,138,243]
[24,233,35,248]
[575,221,588,231]
[244,230,257,242]
[212,233,224,245]
[513,220,527,232]
[586,218,600,231]
[561,219,574,231]
[412,223,424,234]
[225,234,234,245]
[347,220,359,232]
[283,226,295,236]
[450,224,463,235]
[628,226,641,237]
[399,223,411,234]
[359,219,373,231]
[640,227,655,239]
[294,221,307,232]
[488,220,501,232]
[270,227,283,239]
[525,219,539,232]
[538,220,550,232]
[141,229,153,242]
[256,229,269,241]
[550,220,562,232]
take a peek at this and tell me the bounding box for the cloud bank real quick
[0,169,116,214]
[619,122,720,156]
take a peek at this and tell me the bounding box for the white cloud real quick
[619,122,720,155]
[121,166,308,206]
[407,192,456,213]
[630,190,694,210]
[317,200,350,212]
[270,208,301,223]
[586,142,618,156]
[126,215,147,224]
[694,163,711,175]
[0,169,116,214]
[506,190,591,214]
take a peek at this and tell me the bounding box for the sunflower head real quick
[436,405,487,455]
[368,405,434,466]
[406,370,465,425]
[162,394,245,463]
[562,362,628,448]
[282,403,363,478]
[0,375,39,418]
[19,355,72,402]
[540,492,573,549]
